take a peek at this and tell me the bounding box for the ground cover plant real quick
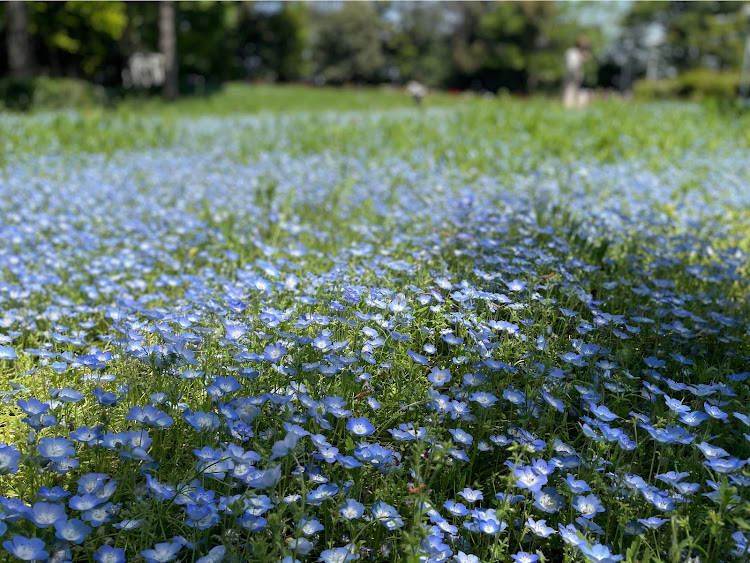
[1,90,750,562]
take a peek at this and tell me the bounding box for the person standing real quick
[563,36,591,109]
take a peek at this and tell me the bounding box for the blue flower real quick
[532,487,565,513]
[450,428,474,446]
[370,501,404,530]
[511,552,539,563]
[306,483,339,505]
[93,545,127,563]
[427,367,451,387]
[37,436,75,461]
[407,349,429,365]
[514,466,547,493]
[457,488,483,503]
[142,541,183,563]
[526,517,556,538]
[339,498,365,520]
[30,501,66,528]
[126,405,173,428]
[0,444,21,474]
[2,536,49,561]
[559,523,586,546]
[579,543,624,563]
[444,500,469,516]
[318,545,359,563]
[637,516,669,529]
[0,346,17,360]
[54,518,92,544]
[298,516,325,536]
[346,417,375,437]
[196,545,226,563]
[589,404,619,422]
[573,494,605,519]
[183,411,221,432]
[563,475,591,493]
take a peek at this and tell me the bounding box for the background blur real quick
[1,1,748,110]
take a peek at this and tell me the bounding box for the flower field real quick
[1,97,749,563]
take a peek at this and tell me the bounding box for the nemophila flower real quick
[3,536,49,561]
[444,500,469,516]
[38,436,75,461]
[559,523,586,547]
[533,487,565,513]
[704,457,746,473]
[318,545,359,563]
[127,405,173,428]
[288,537,314,555]
[590,404,618,422]
[186,504,220,529]
[637,516,669,529]
[0,444,21,474]
[514,466,547,493]
[38,486,70,502]
[262,342,287,363]
[457,488,483,503]
[503,386,526,405]
[0,346,17,360]
[450,428,473,447]
[579,543,624,563]
[83,502,116,527]
[298,516,324,536]
[30,501,66,527]
[307,483,339,505]
[112,519,143,530]
[679,410,709,426]
[574,494,605,519]
[70,426,102,445]
[51,388,83,403]
[407,349,429,365]
[704,402,727,420]
[526,517,556,538]
[540,390,565,413]
[339,498,365,520]
[511,552,539,563]
[77,473,110,495]
[92,388,121,407]
[346,417,375,437]
[468,508,506,535]
[69,493,103,512]
[195,545,226,563]
[696,441,729,459]
[142,541,183,563]
[371,501,404,530]
[454,552,480,563]
[54,518,91,544]
[183,411,221,432]
[427,367,451,387]
[564,475,591,493]
[470,392,498,408]
[17,398,49,416]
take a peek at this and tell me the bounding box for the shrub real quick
[0,77,107,111]
[634,69,740,101]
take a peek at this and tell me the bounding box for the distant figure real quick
[563,36,591,109]
[406,80,428,105]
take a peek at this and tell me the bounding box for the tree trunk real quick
[6,1,33,79]
[159,1,178,101]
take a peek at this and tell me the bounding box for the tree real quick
[617,1,747,79]
[311,2,386,84]
[26,2,127,84]
[6,1,32,79]
[159,0,177,100]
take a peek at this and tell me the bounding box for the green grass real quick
[0,89,749,562]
